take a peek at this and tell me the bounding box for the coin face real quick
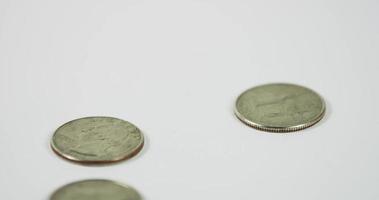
[235,83,325,132]
[50,179,141,200]
[51,116,144,163]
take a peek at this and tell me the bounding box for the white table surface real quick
[1,0,378,199]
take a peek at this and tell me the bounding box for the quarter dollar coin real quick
[51,116,144,163]
[235,83,326,132]
[50,179,141,200]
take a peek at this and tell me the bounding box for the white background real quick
[0,0,378,199]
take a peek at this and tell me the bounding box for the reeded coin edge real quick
[234,83,326,133]
[50,179,141,200]
[50,116,144,164]
[234,107,325,133]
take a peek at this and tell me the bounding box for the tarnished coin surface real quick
[235,83,325,132]
[51,116,144,163]
[50,179,141,200]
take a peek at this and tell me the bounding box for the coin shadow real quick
[48,130,150,168]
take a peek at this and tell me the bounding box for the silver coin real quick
[50,179,141,200]
[235,83,326,132]
[51,116,144,163]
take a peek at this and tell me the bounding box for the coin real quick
[51,116,144,163]
[50,179,142,200]
[235,83,325,132]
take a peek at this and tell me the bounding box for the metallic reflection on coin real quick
[51,116,144,163]
[235,83,325,132]
[50,179,142,200]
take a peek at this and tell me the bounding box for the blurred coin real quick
[235,83,325,132]
[51,116,144,163]
[50,179,141,200]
